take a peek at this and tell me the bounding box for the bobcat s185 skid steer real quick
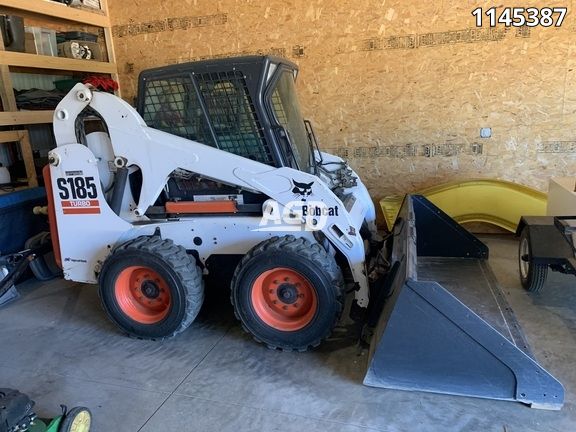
[1,56,564,409]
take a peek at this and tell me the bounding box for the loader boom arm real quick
[53,85,277,215]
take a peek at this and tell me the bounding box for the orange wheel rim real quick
[114,266,172,324]
[251,267,318,331]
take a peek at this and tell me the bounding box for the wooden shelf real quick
[0,0,116,189]
[0,0,109,27]
[0,51,117,74]
[0,110,53,126]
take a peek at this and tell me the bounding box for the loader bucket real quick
[364,195,564,410]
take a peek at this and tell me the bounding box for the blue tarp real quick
[0,187,47,254]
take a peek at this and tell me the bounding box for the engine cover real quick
[0,389,35,432]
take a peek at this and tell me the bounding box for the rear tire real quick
[519,228,547,293]
[231,236,344,351]
[99,236,204,339]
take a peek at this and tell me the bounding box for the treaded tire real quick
[59,406,92,432]
[519,228,548,293]
[231,235,344,351]
[99,236,204,339]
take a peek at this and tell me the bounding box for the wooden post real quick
[0,130,38,187]
[0,24,18,112]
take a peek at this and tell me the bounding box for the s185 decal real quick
[57,176,101,215]
[57,176,97,200]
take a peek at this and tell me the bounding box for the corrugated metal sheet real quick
[5,74,63,166]
[27,125,56,158]
[0,144,11,166]
[10,72,70,91]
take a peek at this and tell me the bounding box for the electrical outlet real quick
[480,128,492,139]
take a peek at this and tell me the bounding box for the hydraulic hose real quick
[110,167,128,216]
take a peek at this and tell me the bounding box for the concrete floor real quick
[1,235,575,431]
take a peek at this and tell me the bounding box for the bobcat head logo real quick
[292,180,314,200]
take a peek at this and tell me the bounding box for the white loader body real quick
[48,84,376,307]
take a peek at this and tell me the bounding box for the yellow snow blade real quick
[380,179,547,232]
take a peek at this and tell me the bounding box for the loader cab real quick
[136,56,314,174]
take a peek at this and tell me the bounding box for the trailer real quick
[517,177,576,293]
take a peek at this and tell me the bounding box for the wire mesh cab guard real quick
[137,57,289,167]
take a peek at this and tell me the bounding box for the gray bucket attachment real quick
[364,195,564,410]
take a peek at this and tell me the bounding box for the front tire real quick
[519,228,548,293]
[231,236,344,351]
[99,236,204,339]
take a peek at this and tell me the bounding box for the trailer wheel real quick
[99,236,203,339]
[231,236,343,351]
[519,228,548,293]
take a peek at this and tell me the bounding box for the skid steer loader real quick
[1,56,564,409]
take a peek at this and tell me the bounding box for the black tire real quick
[231,235,344,351]
[519,228,548,293]
[99,236,204,339]
[59,406,92,432]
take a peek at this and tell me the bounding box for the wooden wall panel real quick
[107,0,576,197]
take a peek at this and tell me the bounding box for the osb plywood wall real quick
[107,0,576,198]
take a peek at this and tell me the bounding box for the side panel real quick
[49,144,132,283]
[42,165,62,267]
[412,195,488,259]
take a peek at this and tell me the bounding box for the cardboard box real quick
[57,40,101,61]
[24,33,36,54]
[547,178,576,216]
